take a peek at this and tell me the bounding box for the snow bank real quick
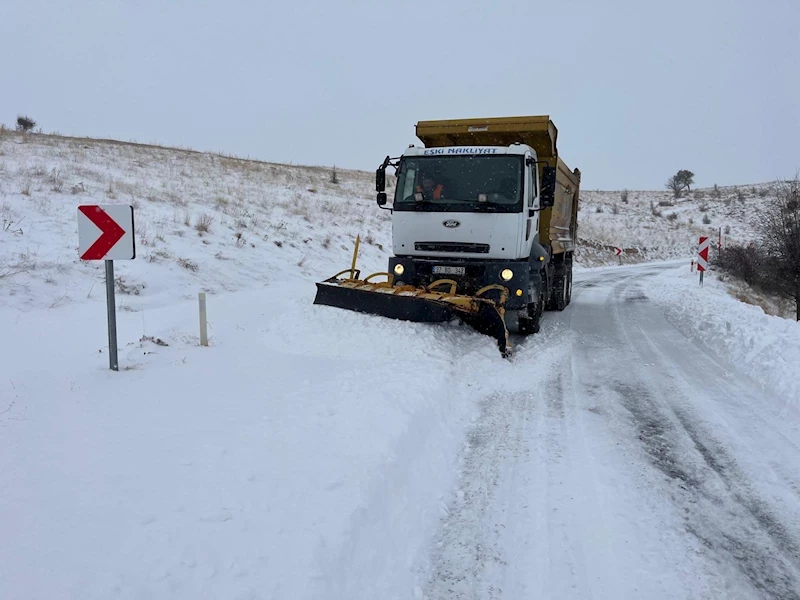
[0,277,525,599]
[645,266,800,413]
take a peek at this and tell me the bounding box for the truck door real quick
[524,153,539,253]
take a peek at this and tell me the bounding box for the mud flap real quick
[454,302,511,357]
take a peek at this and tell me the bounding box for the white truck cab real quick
[374,115,579,335]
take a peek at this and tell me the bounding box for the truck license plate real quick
[432,266,465,275]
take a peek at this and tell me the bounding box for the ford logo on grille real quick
[442,220,461,228]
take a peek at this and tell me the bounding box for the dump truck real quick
[314,115,581,356]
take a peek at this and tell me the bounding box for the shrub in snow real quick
[650,201,662,217]
[702,214,712,224]
[16,115,36,133]
[195,213,213,233]
[620,189,629,204]
[177,257,199,272]
[758,175,800,319]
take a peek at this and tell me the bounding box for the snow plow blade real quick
[313,269,511,357]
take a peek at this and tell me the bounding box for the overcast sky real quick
[2,0,798,189]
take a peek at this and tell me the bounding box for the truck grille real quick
[414,242,490,254]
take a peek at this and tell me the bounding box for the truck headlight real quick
[500,268,513,281]
[394,264,405,276]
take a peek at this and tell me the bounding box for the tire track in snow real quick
[420,338,570,600]
[671,407,800,600]
[421,388,541,599]
[611,276,800,600]
[616,377,800,600]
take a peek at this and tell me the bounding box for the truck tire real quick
[518,311,534,335]
[548,260,568,311]
[552,269,567,311]
[527,274,545,333]
[518,273,545,334]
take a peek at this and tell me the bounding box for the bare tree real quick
[759,174,800,320]
[666,175,683,198]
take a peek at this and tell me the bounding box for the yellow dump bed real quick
[414,115,581,254]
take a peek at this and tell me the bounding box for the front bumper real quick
[388,256,531,309]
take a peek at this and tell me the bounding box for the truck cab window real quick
[393,155,524,213]
[528,163,538,207]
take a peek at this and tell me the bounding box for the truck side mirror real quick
[540,166,557,208]
[376,165,386,193]
[377,192,387,206]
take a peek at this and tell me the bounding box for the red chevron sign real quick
[78,205,135,260]
[697,236,710,272]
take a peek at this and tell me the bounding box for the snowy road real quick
[3,262,800,600]
[420,263,800,600]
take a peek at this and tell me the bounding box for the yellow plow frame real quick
[313,236,513,357]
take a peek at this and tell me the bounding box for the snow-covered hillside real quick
[2,129,779,298]
[0,130,392,312]
[576,184,774,265]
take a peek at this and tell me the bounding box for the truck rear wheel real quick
[549,261,567,311]
[565,255,573,306]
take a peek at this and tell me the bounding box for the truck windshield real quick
[393,155,524,213]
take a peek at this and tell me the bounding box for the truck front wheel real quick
[518,275,545,334]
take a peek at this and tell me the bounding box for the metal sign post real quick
[105,260,119,370]
[77,205,135,371]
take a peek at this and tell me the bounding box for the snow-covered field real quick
[3,131,799,599]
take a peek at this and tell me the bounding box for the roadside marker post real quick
[199,292,209,347]
[614,246,622,265]
[697,236,710,287]
[77,205,136,371]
